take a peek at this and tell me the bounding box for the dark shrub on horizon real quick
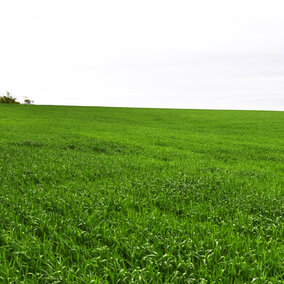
[0,92,20,104]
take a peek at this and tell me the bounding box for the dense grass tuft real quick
[0,105,283,283]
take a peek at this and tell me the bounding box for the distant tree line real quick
[0,92,34,104]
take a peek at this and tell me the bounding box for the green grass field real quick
[0,105,283,283]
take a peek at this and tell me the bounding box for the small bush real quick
[24,98,34,105]
[0,92,20,104]
[23,96,34,104]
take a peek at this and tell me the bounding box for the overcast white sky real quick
[0,0,284,110]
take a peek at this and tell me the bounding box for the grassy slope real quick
[0,105,283,283]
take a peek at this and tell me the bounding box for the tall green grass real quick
[0,105,283,283]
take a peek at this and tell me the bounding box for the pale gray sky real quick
[0,0,284,110]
